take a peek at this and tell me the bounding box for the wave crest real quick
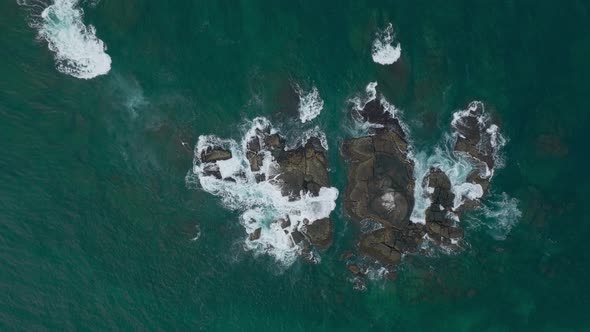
[371,23,401,65]
[18,0,112,79]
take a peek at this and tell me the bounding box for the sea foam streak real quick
[18,0,111,79]
[297,86,324,123]
[371,23,401,65]
[188,118,338,266]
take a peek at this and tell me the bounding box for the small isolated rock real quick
[249,228,261,241]
[280,218,291,229]
[340,251,354,261]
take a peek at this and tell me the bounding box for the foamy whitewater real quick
[371,23,401,65]
[473,192,522,240]
[188,118,338,266]
[410,102,512,228]
[409,140,481,224]
[297,86,324,123]
[17,0,112,79]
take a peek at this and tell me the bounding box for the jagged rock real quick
[291,229,305,245]
[246,151,263,172]
[302,218,332,249]
[280,218,291,229]
[255,173,266,183]
[249,228,261,241]
[201,147,232,163]
[359,225,426,266]
[452,101,497,177]
[203,164,222,179]
[422,167,463,244]
[276,137,330,199]
[426,167,454,210]
[359,228,403,266]
[247,137,261,152]
[264,133,284,150]
[343,102,414,231]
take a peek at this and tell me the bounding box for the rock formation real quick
[343,95,425,268]
[195,120,335,261]
[343,92,503,274]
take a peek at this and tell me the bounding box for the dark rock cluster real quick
[200,125,334,255]
[342,95,501,275]
[343,96,424,268]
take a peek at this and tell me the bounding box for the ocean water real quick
[1,0,589,331]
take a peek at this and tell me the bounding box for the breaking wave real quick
[409,137,480,224]
[187,118,338,266]
[297,86,324,123]
[371,23,401,65]
[410,102,516,238]
[17,0,111,79]
[347,81,403,136]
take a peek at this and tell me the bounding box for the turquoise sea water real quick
[1,1,589,330]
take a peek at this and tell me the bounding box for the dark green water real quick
[1,0,589,331]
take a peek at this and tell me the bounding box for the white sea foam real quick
[409,137,483,223]
[381,192,397,211]
[297,86,324,123]
[411,102,508,224]
[188,117,338,266]
[371,23,401,65]
[477,192,521,240]
[350,82,378,113]
[18,0,111,79]
[286,126,329,151]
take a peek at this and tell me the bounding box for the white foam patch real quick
[409,138,480,223]
[297,86,324,123]
[18,0,111,79]
[411,102,508,223]
[478,192,521,240]
[381,192,396,211]
[371,23,401,65]
[350,82,378,113]
[188,117,339,266]
[286,126,329,151]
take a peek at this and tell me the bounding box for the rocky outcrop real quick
[272,137,329,199]
[201,147,232,163]
[343,92,425,268]
[343,94,503,273]
[422,167,463,246]
[241,126,334,255]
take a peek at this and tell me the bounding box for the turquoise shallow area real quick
[1,1,589,331]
